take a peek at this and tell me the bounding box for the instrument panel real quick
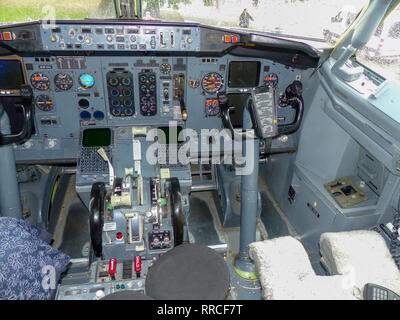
[0,21,315,161]
[9,53,307,161]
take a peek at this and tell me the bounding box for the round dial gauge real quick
[205,98,220,116]
[264,73,279,88]
[201,72,224,94]
[160,63,171,74]
[79,74,95,89]
[121,77,132,86]
[35,95,54,111]
[55,73,73,91]
[30,72,50,91]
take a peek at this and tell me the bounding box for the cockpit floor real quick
[58,201,90,259]
[50,174,90,261]
[189,190,264,300]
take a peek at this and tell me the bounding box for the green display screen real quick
[82,128,111,147]
[157,126,184,144]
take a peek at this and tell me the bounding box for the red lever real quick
[109,258,116,276]
[134,256,142,273]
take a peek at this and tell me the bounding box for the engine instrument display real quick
[35,95,54,111]
[30,72,50,91]
[106,70,134,117]
[201,72,224,94]
[55,73,73,91]
[139,71,157,116]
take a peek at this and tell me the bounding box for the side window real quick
[356,7,400,85]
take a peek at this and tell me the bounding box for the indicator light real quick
[3,32,12,41]
[116,232,123,240]
[231,35,239,43]
[224,35,231,43]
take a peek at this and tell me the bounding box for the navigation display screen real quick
[228,61,260,88]
[0,60,24,90]
[82,128,111,147]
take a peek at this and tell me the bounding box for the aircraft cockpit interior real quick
[1,0,400,302]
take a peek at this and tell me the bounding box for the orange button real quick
[224,35,231,43]
[3,32,12,41]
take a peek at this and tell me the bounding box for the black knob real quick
[286,80,303,97]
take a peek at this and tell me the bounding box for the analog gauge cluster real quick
[31,72,95,92]
[106,70,134,117]
[139,71,157,116]
[201,72,224,94]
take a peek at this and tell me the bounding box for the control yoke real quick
[219,80,304,139]
[0,85,34,146]
[220,81,304,279]
[277,80,304,135]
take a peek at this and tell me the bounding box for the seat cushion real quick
[0,217,70,300]
[273,274,357,300]
[320,230,400,297]
[250,236,356,300]
[249,236,315,299]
